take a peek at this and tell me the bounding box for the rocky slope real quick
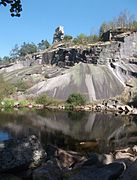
[26,31,137,102]
[1,31,137,102]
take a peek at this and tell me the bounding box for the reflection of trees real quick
[68,111,88,121]
[40,129,78,151]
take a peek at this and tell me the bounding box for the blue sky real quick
[0,0,137,57]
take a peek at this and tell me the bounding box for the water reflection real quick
[0,109,137,153]
[0,131,10,141]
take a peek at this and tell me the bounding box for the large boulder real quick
[33,159,62,180]
[0,135,46,173]
[33,145,87,180]
[46,145,86,169]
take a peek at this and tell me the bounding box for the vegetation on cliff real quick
[65,93,86,110]
[99,10,137,35]
[0,75,15,100]
[1,11,137,64]
[35,94,61,106]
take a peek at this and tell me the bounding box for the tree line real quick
[1,8,137,64]
[0,39,50,64]
[0,34,100,64]
[99,10,137,35]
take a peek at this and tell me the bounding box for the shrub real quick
[0,75,15,99]
[19,99,33,107]
[66,93,86,106]
[68,111,86,121]
[1,99,14,108]
[14,80,29,92]
[35,94,55,106]
[65,103,74,110]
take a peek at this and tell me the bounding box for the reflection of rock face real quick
[53,26,64,43]
[108,120,137,150]
[0,110,129,153]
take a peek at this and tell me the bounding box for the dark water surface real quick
[0,109,137,153]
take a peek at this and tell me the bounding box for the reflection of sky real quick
[0,131,10,141]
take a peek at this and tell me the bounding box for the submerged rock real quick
[120,160,137,180]
[0,135,46,173]
[33,159,62,180]
[46,145,86,169]
[63,162,125,180]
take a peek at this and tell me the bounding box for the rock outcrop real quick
[0,135,46,173]
[27,63,125,101]
[53,26,64,44]
[1,30,137,102]
[26,31,137,102]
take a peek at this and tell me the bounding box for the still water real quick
[0,109,137,153]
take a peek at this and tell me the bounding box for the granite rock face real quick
[27,31,137,102]
[43,32,137,72]
[27,62,125,101]
[1,31,137,102]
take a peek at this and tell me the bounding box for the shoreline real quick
[1,102,137,115]
[0,135,137,180]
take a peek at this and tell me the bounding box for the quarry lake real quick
[0,109,137,153]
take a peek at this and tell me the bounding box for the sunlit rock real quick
[53,26,64,44]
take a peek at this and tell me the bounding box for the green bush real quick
[0,75,15,99]
[19,99,33,107]
[65,103,74,110]
[1,99,14,108]
[66,93,86,106]
[35,94,55,106]
[14,80,29,92]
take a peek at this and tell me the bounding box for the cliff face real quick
[26,32,137,102]
[1,31,136,102]
[27,63,124,101]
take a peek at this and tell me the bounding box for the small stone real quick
[115,152,135,161]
